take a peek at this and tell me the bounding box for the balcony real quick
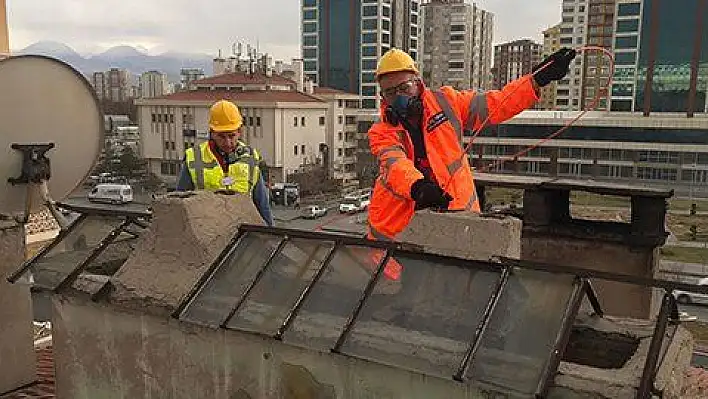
[344,140,358,149]
[342,156,357,164]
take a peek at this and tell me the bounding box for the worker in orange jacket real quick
[367,48,576,280]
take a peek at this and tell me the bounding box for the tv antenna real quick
[0,55,103,228]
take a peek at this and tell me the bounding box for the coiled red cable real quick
[471,46,616,172]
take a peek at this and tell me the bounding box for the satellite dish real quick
[0,55,103,219]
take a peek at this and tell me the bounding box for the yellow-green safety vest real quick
[185,141,261,193]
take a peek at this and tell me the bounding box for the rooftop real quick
[191,71,296,87]
[146,89,325,104]
[312,87,358,96]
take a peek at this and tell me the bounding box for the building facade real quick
[556,0,588,111]
[540,24,562,109]
[420,0,494,90]
[492,39,541,90]
[92,72,107,101]
[466,111,708,198]
[0,0,8,59]
[301,0,421,110]
[180,68,205,90]
[610,0,708,116]
[139,71,169,98]
[136,71,360,187]
[93,68,131,102]
[581,0,616,111]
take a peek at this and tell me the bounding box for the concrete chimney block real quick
[398,210,522,261]
[109,192,265,315]
[0,221,36,394]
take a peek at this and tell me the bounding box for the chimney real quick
[213,56,227,76]
[304,79,314,94]
[292,58,305,92]
[0,0,9,59]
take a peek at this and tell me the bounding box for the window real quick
[615,36,638,49]
[151,114,156,122]
[256,117,261,127]
[346,116,356,124]
[382,33,390,44]
[560,37,573,45]
[301,145,305,154]
[362,46,377,57]
[294,145,298,155]
[303,23,316,33]
[319,116,325,126]
[303,0,316,6]
[303,9,316,20]
[304,60,317,71]
[362,99,376,109]
[448,61,464,69]
[338,115,343,124]
[362,85,377,96]
[303,48,317,58]
[362,59,377,70]
[362,33,377,44]
[362,19,377,30]
[382,5,390,17]
[617,19,639,33]
[164,141,170,150]
[362,72,376,83]
[617,3,641,17]
[411,14,417,24]
[338,148,343,156]
[303,36,316,46]
[301,117,306,127]
[615,52,637,65]
[363,5,377,17]
[294,117,298,127]
[338,132,343,141]
[410,26,417,37]
[562,16,573,23]
[450,34,464,42]
[382,19,390,30]
[169,114,174,123]
[560,27,573,34]
[450,25,465,32]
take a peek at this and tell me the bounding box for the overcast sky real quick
[7,0,561,59]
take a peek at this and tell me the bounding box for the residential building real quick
[610,0,708,116]
[581,0,616,111]
[139,71,169,98]
[556,0,588,110]
[301,0,421,110]
[180,68,205,90]
[136,70,361,187]
[492,39,541,90]
[0,0,8,59]
[540,24,562,109]
[92,72,108,101]
[466,111,708,198]
[420,0,494,90]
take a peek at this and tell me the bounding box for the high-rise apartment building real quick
[301,0,421,110]
[540,24,562,109]
[420,0,494,90]
[610,0,708,116]
[92,72,108,101]
[92,68,131,102]
[492,39,541,90]
[0,0,9,59]
[556,0,588,110]
[139,71,169,98]
[581,0,616,110]
[180,68,205,90]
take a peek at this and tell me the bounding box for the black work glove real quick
[410,179,452,210]
[532,47,577,87]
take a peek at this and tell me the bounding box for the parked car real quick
[302,205,328,219]
[673,277,708,304]
[339,193,370,214]
[88,184,134,205]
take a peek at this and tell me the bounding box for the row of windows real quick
[152,113,174,123]
[160,162,180,176]
[480,145,708,165]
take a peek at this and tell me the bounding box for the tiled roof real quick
[152,89,325,103]
[192,71,296,86]
[0,346,55,399]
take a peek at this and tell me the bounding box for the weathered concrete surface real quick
[522,235,659,319]
[109,192,264,315]
[548,314,693,399]
[0,222,35,394]
[51,295,492,399]
[399,210,522,260]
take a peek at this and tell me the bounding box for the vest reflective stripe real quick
[465,92,489,131]
[378,176,408,201]
[433,90,463,141]
[379,144,407,158]
[368,224,392,241]
[185,142,260,193]
[464,189,478,211]
[447,156,463,177]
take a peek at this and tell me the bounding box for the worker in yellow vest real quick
[176,99,273,225]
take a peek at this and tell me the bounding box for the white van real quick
[339,192,371,214]
[88,184,134,205]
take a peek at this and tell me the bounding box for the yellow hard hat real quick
[209,100,242,132]
[375,48,419,79]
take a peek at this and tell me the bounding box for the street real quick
[682,304,708,321]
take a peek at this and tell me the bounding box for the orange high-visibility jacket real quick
[367,75,539,248]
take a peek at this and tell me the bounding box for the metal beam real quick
[454,266,512,382]
[637,291,673,398]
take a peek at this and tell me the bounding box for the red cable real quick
[477,46,615,172]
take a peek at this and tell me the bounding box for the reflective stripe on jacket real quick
[184,141,261,194]
[367,75,539,244]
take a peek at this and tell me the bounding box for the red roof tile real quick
[0,346,55,399]
[192,71,296,87]
[152,89,325,103]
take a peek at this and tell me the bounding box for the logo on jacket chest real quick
[426,111,447,133]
